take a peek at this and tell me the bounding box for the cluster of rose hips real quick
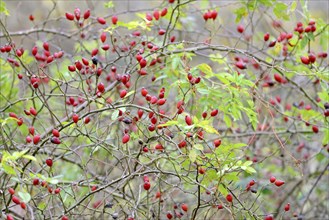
[166,203,188,219]
[203,10,218,21]
[143,175,151,190]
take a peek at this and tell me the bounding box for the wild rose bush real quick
[0,0,328,219]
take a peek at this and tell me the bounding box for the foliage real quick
[0,0,328,219]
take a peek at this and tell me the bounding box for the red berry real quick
[143,182,151,190]
[274,73,283,83]
[301,56,310,65]
[51,137,61,145]
[218,204,224,209]
[29,14,34,21]
[100,32,106,43]
[33,135,40,145]
[20,202,26,209]
[82,57,89,66]
[62,216,69,220]
[166,212,173,219]
[139,59,147,68]
[141,87,148,97]
[274,180,285,187]
[33,178,40,185]
[214,139,221,147]
[83,9,90,19]
[153,10,160,20]
[249,180,255,186]
[269,176,276,183]
[237,25,244,33]
[226,194,233,203]
[120,90,127,98]
[91,48,98,56]
[46,56,54,63]
[74,8,80,20]
[211,10,218,20]
[68,65,76,72]
[324,109,329,117]
[112,15,118,25]
[26,136,32,143]
[72,114,79,123]
[155,143,164,151]
[7,214,14,220]
[55,188,61,194]
[198,167,206,174]
[143,175,149,182]
[12,196,20,204]
[178,140,187,148]
[122,133,130,144]
[268,40,276,47]
[264,215,274,220]
[155,191,161,198]
[284,203,290,211]
[161,8,168,17]
[17,118,23,126]
[84,117,91,124]
[32,46,38,56]
[185,115,193,126]
[170,36,176,42]
[235,61,246,69]
[65,13,74,21]
[210,109,218,117]
[146,13,153,21]
[101,44,110,51]
[264,32,270,41]
[158,29,166,35]
[312,125,319,133]
[181,203,188,212]
[97,83,105,93]
[8,188,15,195]
[97,17,106,25]
[29,126,35,135]
[46,158,53,167]
[157,98,166,105]
[9,112,18,119]
[308,53,316,63]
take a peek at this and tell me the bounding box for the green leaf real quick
[231,143,247,149]
[316,153,326,162]
[273,2,289,20]
[322,128,329,146]
[218,184,228,196]
[245,166,256,174]
[48,178,59,184]
[22,155,37,161]
[197,64,213,76]
[234,7,247,23]
[38,201,47,210]
[243,161,253,166]
[0,0,9,15]
[223,115,232,127]
[158,120,179,127]
[171,57,181,70]
[104,1,114,8]
[18,191,31,203]
[290,1,297,12]
[193,144,204,151]
[300,36,309,49]
[189,149,197,162]
[111,110,120,120]
[116,21,147,30]
[2,163,16,175]
[223,172,239,181]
